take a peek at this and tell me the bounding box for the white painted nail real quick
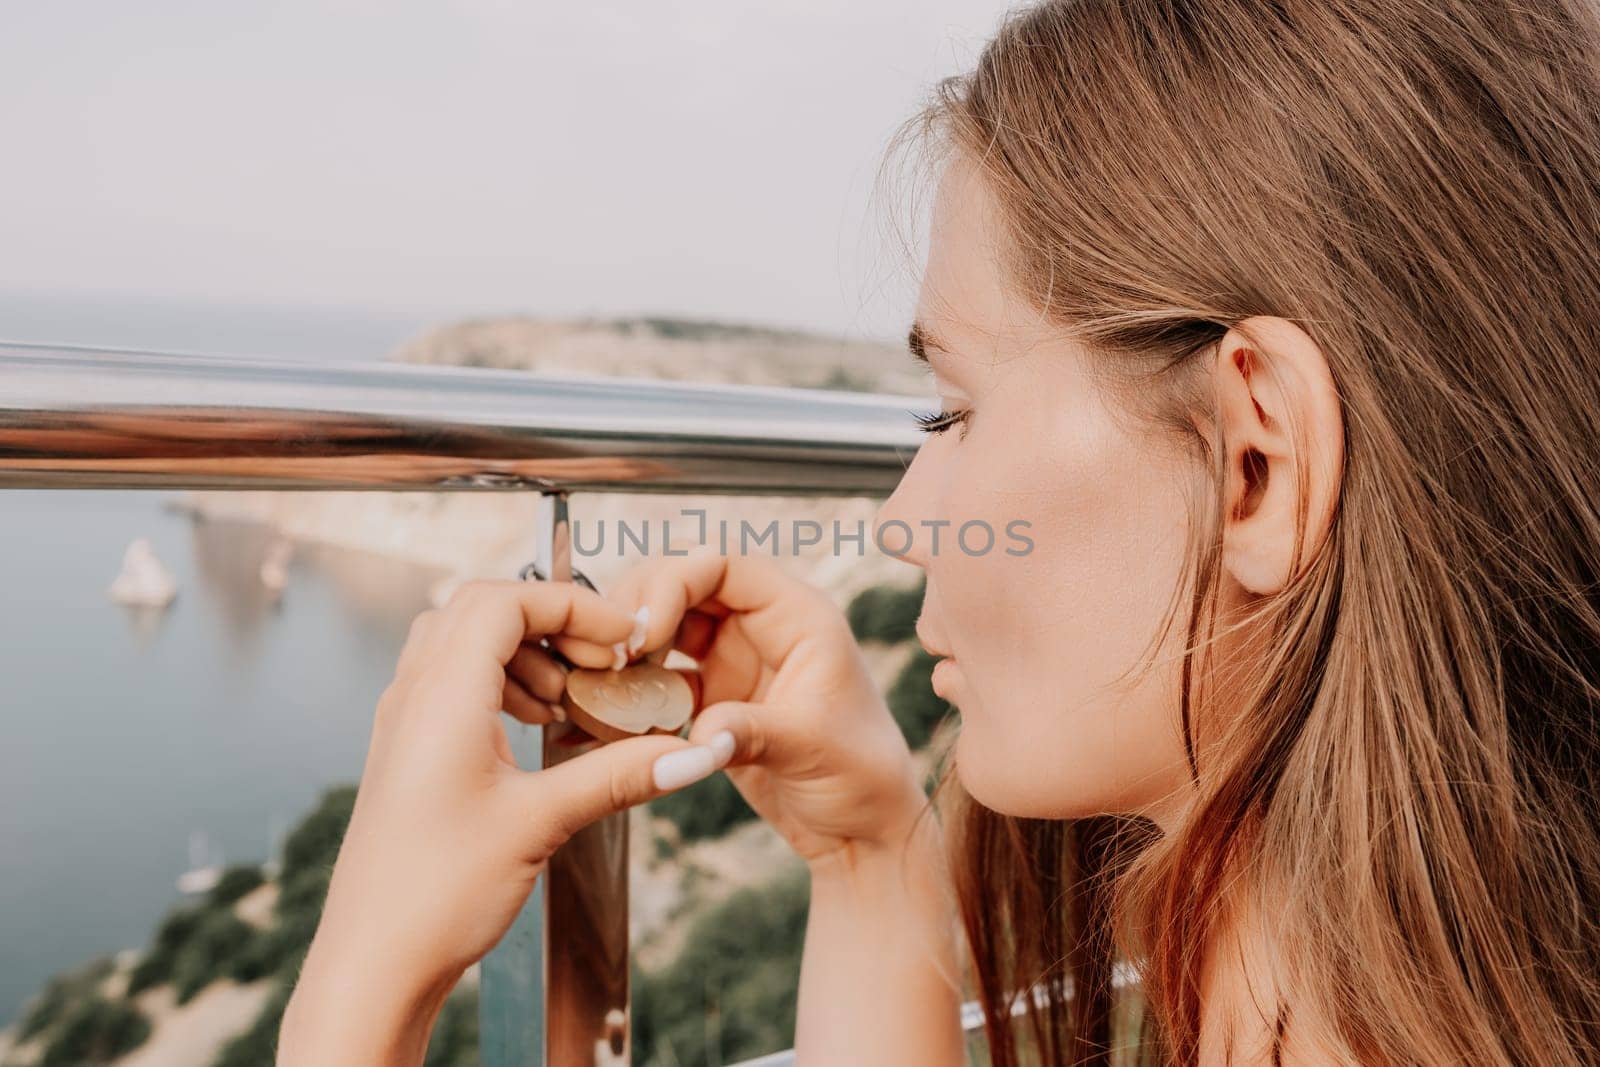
[652,745,717,791]
[611,642,628,670]
[627,604,650,656]
[709,729,736,769]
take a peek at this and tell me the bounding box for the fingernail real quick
[652,745,717,791]
[709,729,735,769]
[627,605,650,656]
[549,700,567,723]
[611,642,628,670]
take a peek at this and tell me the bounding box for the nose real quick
[872,452,934,570]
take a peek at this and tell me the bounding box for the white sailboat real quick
[260,537,292,594]
[176,829,223,896]
[107,536,178,608]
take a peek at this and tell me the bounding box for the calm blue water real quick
[0,490,445,1024]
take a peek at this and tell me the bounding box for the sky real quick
[0,0,1018,357]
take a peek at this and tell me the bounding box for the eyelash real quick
[910,407,973,438]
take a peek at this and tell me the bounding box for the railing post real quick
[481,491,631,1066]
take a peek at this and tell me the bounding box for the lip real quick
[930,656,958,695]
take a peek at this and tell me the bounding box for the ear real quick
[1213,316,1344,595]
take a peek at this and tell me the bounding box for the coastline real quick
[168,488,919,610]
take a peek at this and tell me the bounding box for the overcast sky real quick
[0,1,1016,354]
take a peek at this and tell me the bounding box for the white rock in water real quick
[108,536,178,608]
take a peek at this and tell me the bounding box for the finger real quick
[506,642,571,705]
[502,732,734,856]
[436,579,637,673]
[631,547,838,669]
[391,608,443,686]
[550,600,724,673]
[501,673,563,727]
[546,633,623,670]
[548,602,649,671]
[672,609,720,661]
[590,554,771,703]
[574,551,739,673]
[691,617,766,709]
[675,667,705,712]
[682,700,798,774]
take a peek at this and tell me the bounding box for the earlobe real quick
[1214,316,1344,596]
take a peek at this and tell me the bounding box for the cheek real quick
[932,399,1195,818]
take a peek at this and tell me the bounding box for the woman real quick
[278,0,1600,1062]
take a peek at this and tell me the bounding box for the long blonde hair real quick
[888,1,1600,1062]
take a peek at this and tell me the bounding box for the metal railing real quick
[0,340,956,1066]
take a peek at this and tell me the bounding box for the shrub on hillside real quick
[211,981,292,1067]
[845,578,924,644]
[16,956,115,1042]
[126,906,207,995]
[633,865,810,1066]
[648,770,757,843]
[278,785,357,884]
[171,909,255,1004]
[38,996,150,1067]
[207,864,266,908]
[887,645,953,750]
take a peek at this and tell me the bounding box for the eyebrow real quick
[906,320,948,365]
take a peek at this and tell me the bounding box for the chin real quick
[951,727,1128,820]
[951,727,1028,815]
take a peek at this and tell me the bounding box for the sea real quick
[0,288,445,1024]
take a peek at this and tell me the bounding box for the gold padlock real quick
[518,560,694,742]
[560,658,694,743]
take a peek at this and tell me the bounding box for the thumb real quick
[683,700,796,773]
[504,731,735,857]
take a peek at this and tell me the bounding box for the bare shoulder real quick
[1197,901,1281,1065]
[1198,897,1356,1065]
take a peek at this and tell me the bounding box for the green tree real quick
[846,578,925,644]
[15,956,115,1042]
[39,997,151,1067]
[648,770,758,843]
[633,865,811,1066]
[207,864,266,908]
[887,645,954,750]
[126,906,206,995]
[172,910,256,1004]
[279,785,357,883]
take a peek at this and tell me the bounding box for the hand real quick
[279,578,732,1065]
[564,545,931,870]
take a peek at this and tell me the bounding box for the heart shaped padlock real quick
[559,660,694,743]
[519,560,694,743]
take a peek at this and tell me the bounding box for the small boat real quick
[107,537,178,608]
[262,815,288,881]
[260,538,293,593]
[176,829,222,896]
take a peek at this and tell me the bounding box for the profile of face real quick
[874,154,1344,826]
[873,155,1198,823]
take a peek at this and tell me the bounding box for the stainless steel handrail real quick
[0,341,930,1066]
[0,342,924,493]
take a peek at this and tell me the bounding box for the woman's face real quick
[874,155,1198,824]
